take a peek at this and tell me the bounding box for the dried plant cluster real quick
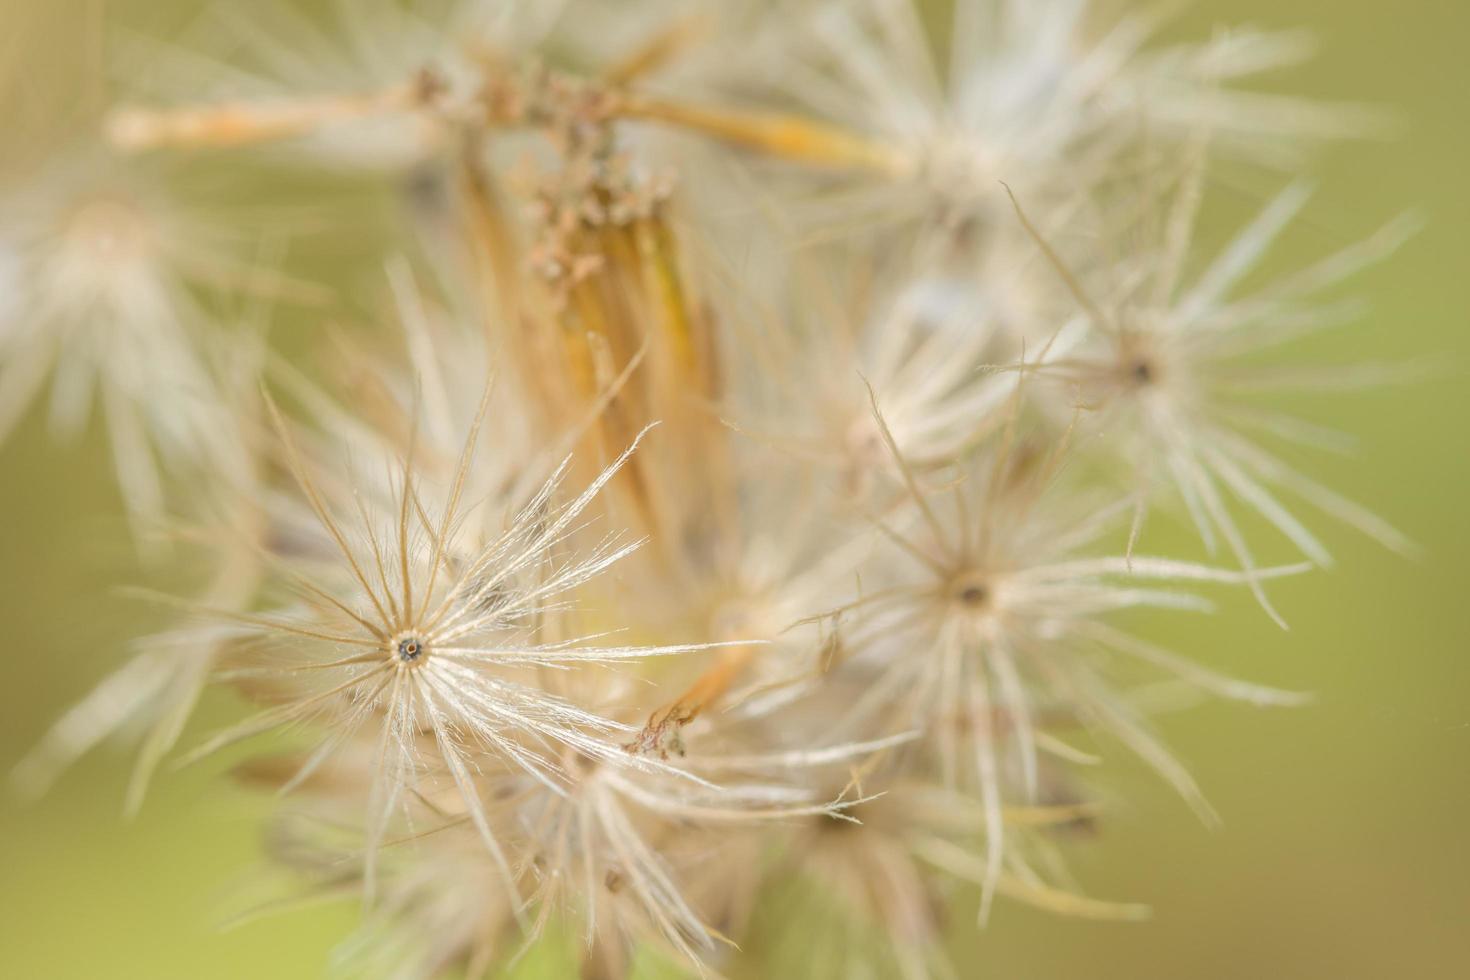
[7,1,1408,978]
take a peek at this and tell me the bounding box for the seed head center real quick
[393,632,428,665]
[66,197,153,264]
[1127,356,1156,386]
[950,573,991,611]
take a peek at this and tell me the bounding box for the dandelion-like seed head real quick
[11,163,186,316]
[13,2,1407,975]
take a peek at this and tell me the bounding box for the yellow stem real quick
[617,94,908,174]
[107,86,417,151]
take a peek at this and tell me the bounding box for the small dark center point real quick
[396,636,425,663]
[1129,358,1154,385]
[952,575,991,609]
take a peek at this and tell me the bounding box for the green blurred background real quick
[1,1,1466,977]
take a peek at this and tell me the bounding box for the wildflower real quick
[0,150,263,540]
[1010,167,1416,620]
[171,389,729,901]
[760,0,1382,238]
[823,394,1307,917]
[9,3,1410,976]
